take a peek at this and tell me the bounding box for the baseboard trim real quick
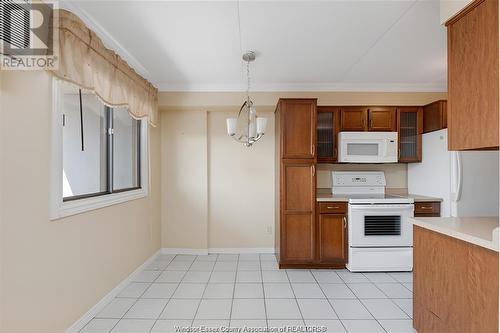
[64,249,161,333]
[209,247,276,254]
[161,247,276,255]
[161,248,209,255]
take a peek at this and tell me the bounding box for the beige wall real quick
[159,91,447,251]
[160,109,275,250]
[208,111,275,249]
[161,110,208,249]
[0,71,161,333]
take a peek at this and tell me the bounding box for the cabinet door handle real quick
[311,144,315,156]
[420,206,433,210]
[312,165,315,177]
[343,217,347,229]
[370,118,373,129]
[327,206,340,209]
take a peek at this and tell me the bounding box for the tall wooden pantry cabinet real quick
[275,99,317,266]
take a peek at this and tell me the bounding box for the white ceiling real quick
[61,0,447,92]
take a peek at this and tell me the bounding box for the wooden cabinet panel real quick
[318,214,346,264]
[282,214,315,262]
[280,161,316,264]
[397,107,423,162]
[283,162,315,212]
[340,107,368,131]
[468,241,500,333]
[423,100,447,133]
[368,107,396,131]
[278,99,317,159]
[318,202,347,214]
[414,226,499,333]
[447,0,499,150]
[414,201,441,217]
[317,106,340,163]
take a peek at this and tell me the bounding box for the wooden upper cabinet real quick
[368,107,396,131]
[340,107,368,131]
[277,99,317,159]
[340,107,396,132]
[397,107,423,162]
[447,0,499,150]
[423,100,447,133]
[317,106,340,163]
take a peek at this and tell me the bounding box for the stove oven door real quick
[348,204,414,247]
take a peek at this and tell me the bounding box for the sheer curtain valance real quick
[49,10,158,126]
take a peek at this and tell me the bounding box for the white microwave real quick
[338,131,398,163]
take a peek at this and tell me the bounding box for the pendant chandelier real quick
[226,51,267,147]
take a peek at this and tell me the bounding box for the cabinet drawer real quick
[415,202,441,216]
[319,202,347,214]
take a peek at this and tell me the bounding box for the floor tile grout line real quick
[284,269,306,325]
[387,297,413,319]
[228,255,239,324]
[259,264,269,329]
[358,279,412,321]
[103,274,158,332]
[189,254,217,326]
[310,269,348,332]
[147,254,197,333]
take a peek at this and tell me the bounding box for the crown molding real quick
[59,1,153,83]
[155,82,447,93]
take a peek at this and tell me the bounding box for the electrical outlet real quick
[266,226,272,235]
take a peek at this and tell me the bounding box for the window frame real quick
[50,79,149,220]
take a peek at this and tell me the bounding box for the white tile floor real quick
[80,254,415,333]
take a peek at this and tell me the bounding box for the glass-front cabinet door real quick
[397,107,423,162]
[317,107,339,163]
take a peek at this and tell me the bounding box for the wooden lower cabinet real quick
[318,213,347,265]
[414,226,498,333]
[414,201,441,217]
[279,201,347,268]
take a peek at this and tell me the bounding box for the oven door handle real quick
[349,204,414,211]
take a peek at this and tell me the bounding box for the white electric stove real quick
[332,171,414,272]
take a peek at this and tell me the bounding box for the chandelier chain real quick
[246,59,251,100]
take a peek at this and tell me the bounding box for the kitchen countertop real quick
[410,216,499,252]
[316,189,443,202]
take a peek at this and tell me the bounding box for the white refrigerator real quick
[408,129,499,217]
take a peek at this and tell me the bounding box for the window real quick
[62,91,108,199]
[112,108,141,191]
[50,80,148,219]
